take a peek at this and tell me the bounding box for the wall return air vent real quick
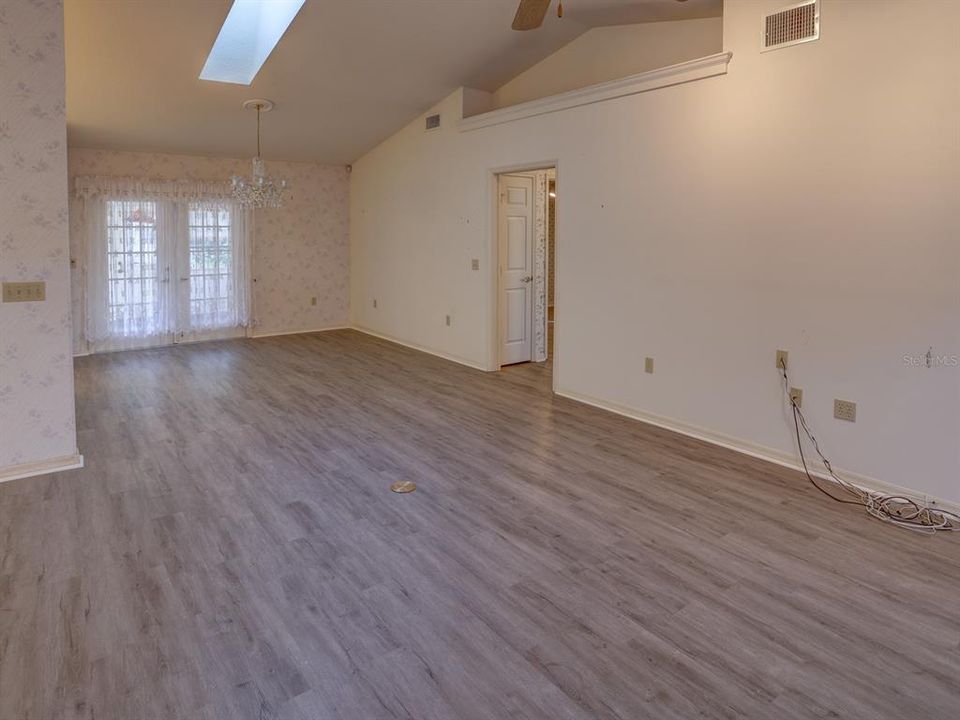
[762,0,819,52]
[425,113,441,131]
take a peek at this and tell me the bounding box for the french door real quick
[94,197,247,352]
[103,198,170,348]
[178,201,246,343]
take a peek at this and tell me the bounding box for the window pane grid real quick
[105,200,160,335]
[99,199,239,343]
[188,202,233,328]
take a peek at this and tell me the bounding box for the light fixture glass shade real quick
[232,157,287,209]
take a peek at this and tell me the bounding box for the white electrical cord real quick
[779,361,960,534]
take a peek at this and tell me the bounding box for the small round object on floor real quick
[390,480,417,494]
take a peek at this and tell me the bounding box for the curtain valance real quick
[74,175,234,201]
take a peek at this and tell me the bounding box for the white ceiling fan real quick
[511,0,689,31]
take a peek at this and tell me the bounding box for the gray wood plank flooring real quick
[1,329,957,719]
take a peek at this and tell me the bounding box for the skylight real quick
[199,0,306,85]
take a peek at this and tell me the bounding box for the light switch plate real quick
[2,281,45,303]
[644,357,654,374]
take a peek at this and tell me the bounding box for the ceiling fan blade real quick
[512,0,551,31]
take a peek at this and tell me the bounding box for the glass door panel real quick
[104,199,172,346]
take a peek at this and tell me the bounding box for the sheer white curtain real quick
[84,196,178,352]
[179,199,250,338]
[78,177,250,353]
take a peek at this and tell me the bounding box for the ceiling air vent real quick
[762,0,819,52]
[425,113,441,131]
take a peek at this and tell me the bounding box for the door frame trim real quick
[497,172,536,368]
[488,160,559,390]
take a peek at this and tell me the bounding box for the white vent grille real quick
[425,113,441,131]
[763,0,819,52]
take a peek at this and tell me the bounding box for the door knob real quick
[521,275,533,283]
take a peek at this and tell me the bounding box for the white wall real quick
[350,0,960,504]
[492,18,722,109]
[68,149,350,351]
[0,0,81,478]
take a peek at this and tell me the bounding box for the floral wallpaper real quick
[68,149,350,352]
[0,0,80,471]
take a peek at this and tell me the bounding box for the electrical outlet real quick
[471,258,480,271]
[776,349,788,370]
[789,387,803,408]
[834,399,857,422]
[2,281,45,303]
[644,357,654,374]
[445,315,451,326]
[373,298,378,309]
[310,296,317,306]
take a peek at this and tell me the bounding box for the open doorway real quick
[496,166,556,368]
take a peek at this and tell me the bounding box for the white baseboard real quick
[555,387,960,515]
[351,326,489,371]
[0,453,84,484]
[248,325,350,339]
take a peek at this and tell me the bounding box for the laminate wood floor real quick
[1,330,957,719]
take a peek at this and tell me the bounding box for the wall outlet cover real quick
[776,349,788,370]
[789,387,803,408]
[644,357,654,374]
[834,399,857,422]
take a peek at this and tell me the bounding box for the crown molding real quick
[460,51,733,132]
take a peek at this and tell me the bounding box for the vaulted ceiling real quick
[65,0,722,165]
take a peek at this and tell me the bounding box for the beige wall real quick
[350,0,960,504]
[492,18,723,109]
[68,149,350,352]
[0,0,81,478]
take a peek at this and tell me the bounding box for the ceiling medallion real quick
[232,99,288,209]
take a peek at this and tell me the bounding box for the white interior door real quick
[499,174,534,365]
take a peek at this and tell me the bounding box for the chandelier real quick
[232,99,288,209]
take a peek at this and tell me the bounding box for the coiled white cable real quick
[779,360,960,534]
